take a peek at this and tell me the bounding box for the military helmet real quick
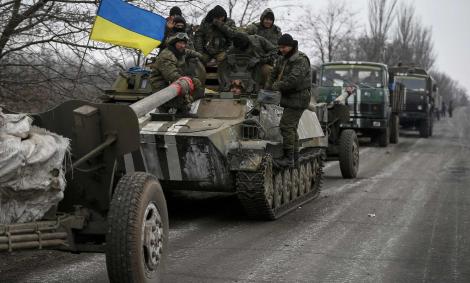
[168,32,189,45]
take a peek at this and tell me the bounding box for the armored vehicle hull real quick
[135,95,327,219]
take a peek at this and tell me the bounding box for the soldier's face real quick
[175,23,185,29]
[279,45,293,55]
[175,41,187,52]
[262,18,273,28]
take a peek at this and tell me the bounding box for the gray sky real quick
[296,0,470,92]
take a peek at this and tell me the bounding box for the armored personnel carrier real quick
[105,57,328,220]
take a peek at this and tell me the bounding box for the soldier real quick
[266,34,312,167]
[160,15,194,51]
[194,5,237,65]
[150,33,204,114]
[219,32,278,88]
[245,8,282,45]
[164,6,182,39]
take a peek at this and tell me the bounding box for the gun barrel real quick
[130,77,193,118]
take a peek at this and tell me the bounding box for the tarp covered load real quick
[0,109,69,224]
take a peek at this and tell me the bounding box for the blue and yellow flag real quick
[90,0,166,55]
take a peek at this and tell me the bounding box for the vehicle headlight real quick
[417,105,423,110]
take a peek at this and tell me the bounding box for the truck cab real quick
[390,66,434,137]
[317,61,398,147]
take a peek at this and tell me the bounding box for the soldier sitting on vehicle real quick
[160,15,194,51]
[245,8,282,45]
[149,33,204,114]
[219,32,278,89]
[266,34,312,167]
[194,5,237,66]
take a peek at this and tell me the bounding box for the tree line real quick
[0,0,467,111]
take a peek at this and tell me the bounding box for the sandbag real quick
[0,110,69,224]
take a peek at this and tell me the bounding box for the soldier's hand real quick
[212,18,224,27]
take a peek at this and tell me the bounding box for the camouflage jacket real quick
[245,9,282,45]
[266,48,312,109]
[194,18,237,56]
[150,47,202,91]
[226,34,278,65]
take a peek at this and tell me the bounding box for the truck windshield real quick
[396,76,426,91]
[320,65,384,88]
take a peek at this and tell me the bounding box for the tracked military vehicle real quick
[389,65,435,138]
[317,62,405,147]
[106,56,327,220]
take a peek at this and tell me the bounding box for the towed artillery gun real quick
[106,55,328,220]
[0,78,197,282]
[311,83,360,179]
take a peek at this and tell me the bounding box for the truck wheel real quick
[389,114,399,144]
[106,172,168,283]
[419,118,430,138]
[339,129,359,179]
[378,127,390,147]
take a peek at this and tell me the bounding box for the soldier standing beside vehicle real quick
[150,33,204,114]
[245,8,282,45]
[194,5,237,65]
[448,100,453,117]
[266,34,312,167]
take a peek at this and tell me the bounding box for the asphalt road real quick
[1,107,470,283]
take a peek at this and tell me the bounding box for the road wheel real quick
[291,168,300,199]
[273,172,283,209]
[106,172,168,283]
[389,114,399,144]
[282,169,291,204]
[378,126,390,147]
[298,165,306,196]
[338,129,359,179]
[419,118,430,138]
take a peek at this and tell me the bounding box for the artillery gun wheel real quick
[282,169,291,204]
[291,168,300,199]
[378,126,390,147]
[338,129,359,179]
[106,172,168,283]
[236,150,325,220]
[419,118,430,138]
[390,114,399,144]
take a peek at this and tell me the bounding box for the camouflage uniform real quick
[245,8,282,46]
[194,5,237,63]
[220,33,278,88]
[266,47,312,152]
[150,35,204,113]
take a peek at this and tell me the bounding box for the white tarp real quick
[0,109,69,224]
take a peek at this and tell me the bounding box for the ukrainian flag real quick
[90,0,166,55]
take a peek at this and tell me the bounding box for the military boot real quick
[274,149,295,168]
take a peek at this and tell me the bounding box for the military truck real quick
[389,65,435,138]
[105,55,328,220]
[317,62,405,147]
[0,79,202,282]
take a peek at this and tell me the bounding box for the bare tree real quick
[0,0,198,111]
[358,0,398,62]
[295,0,356,64]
